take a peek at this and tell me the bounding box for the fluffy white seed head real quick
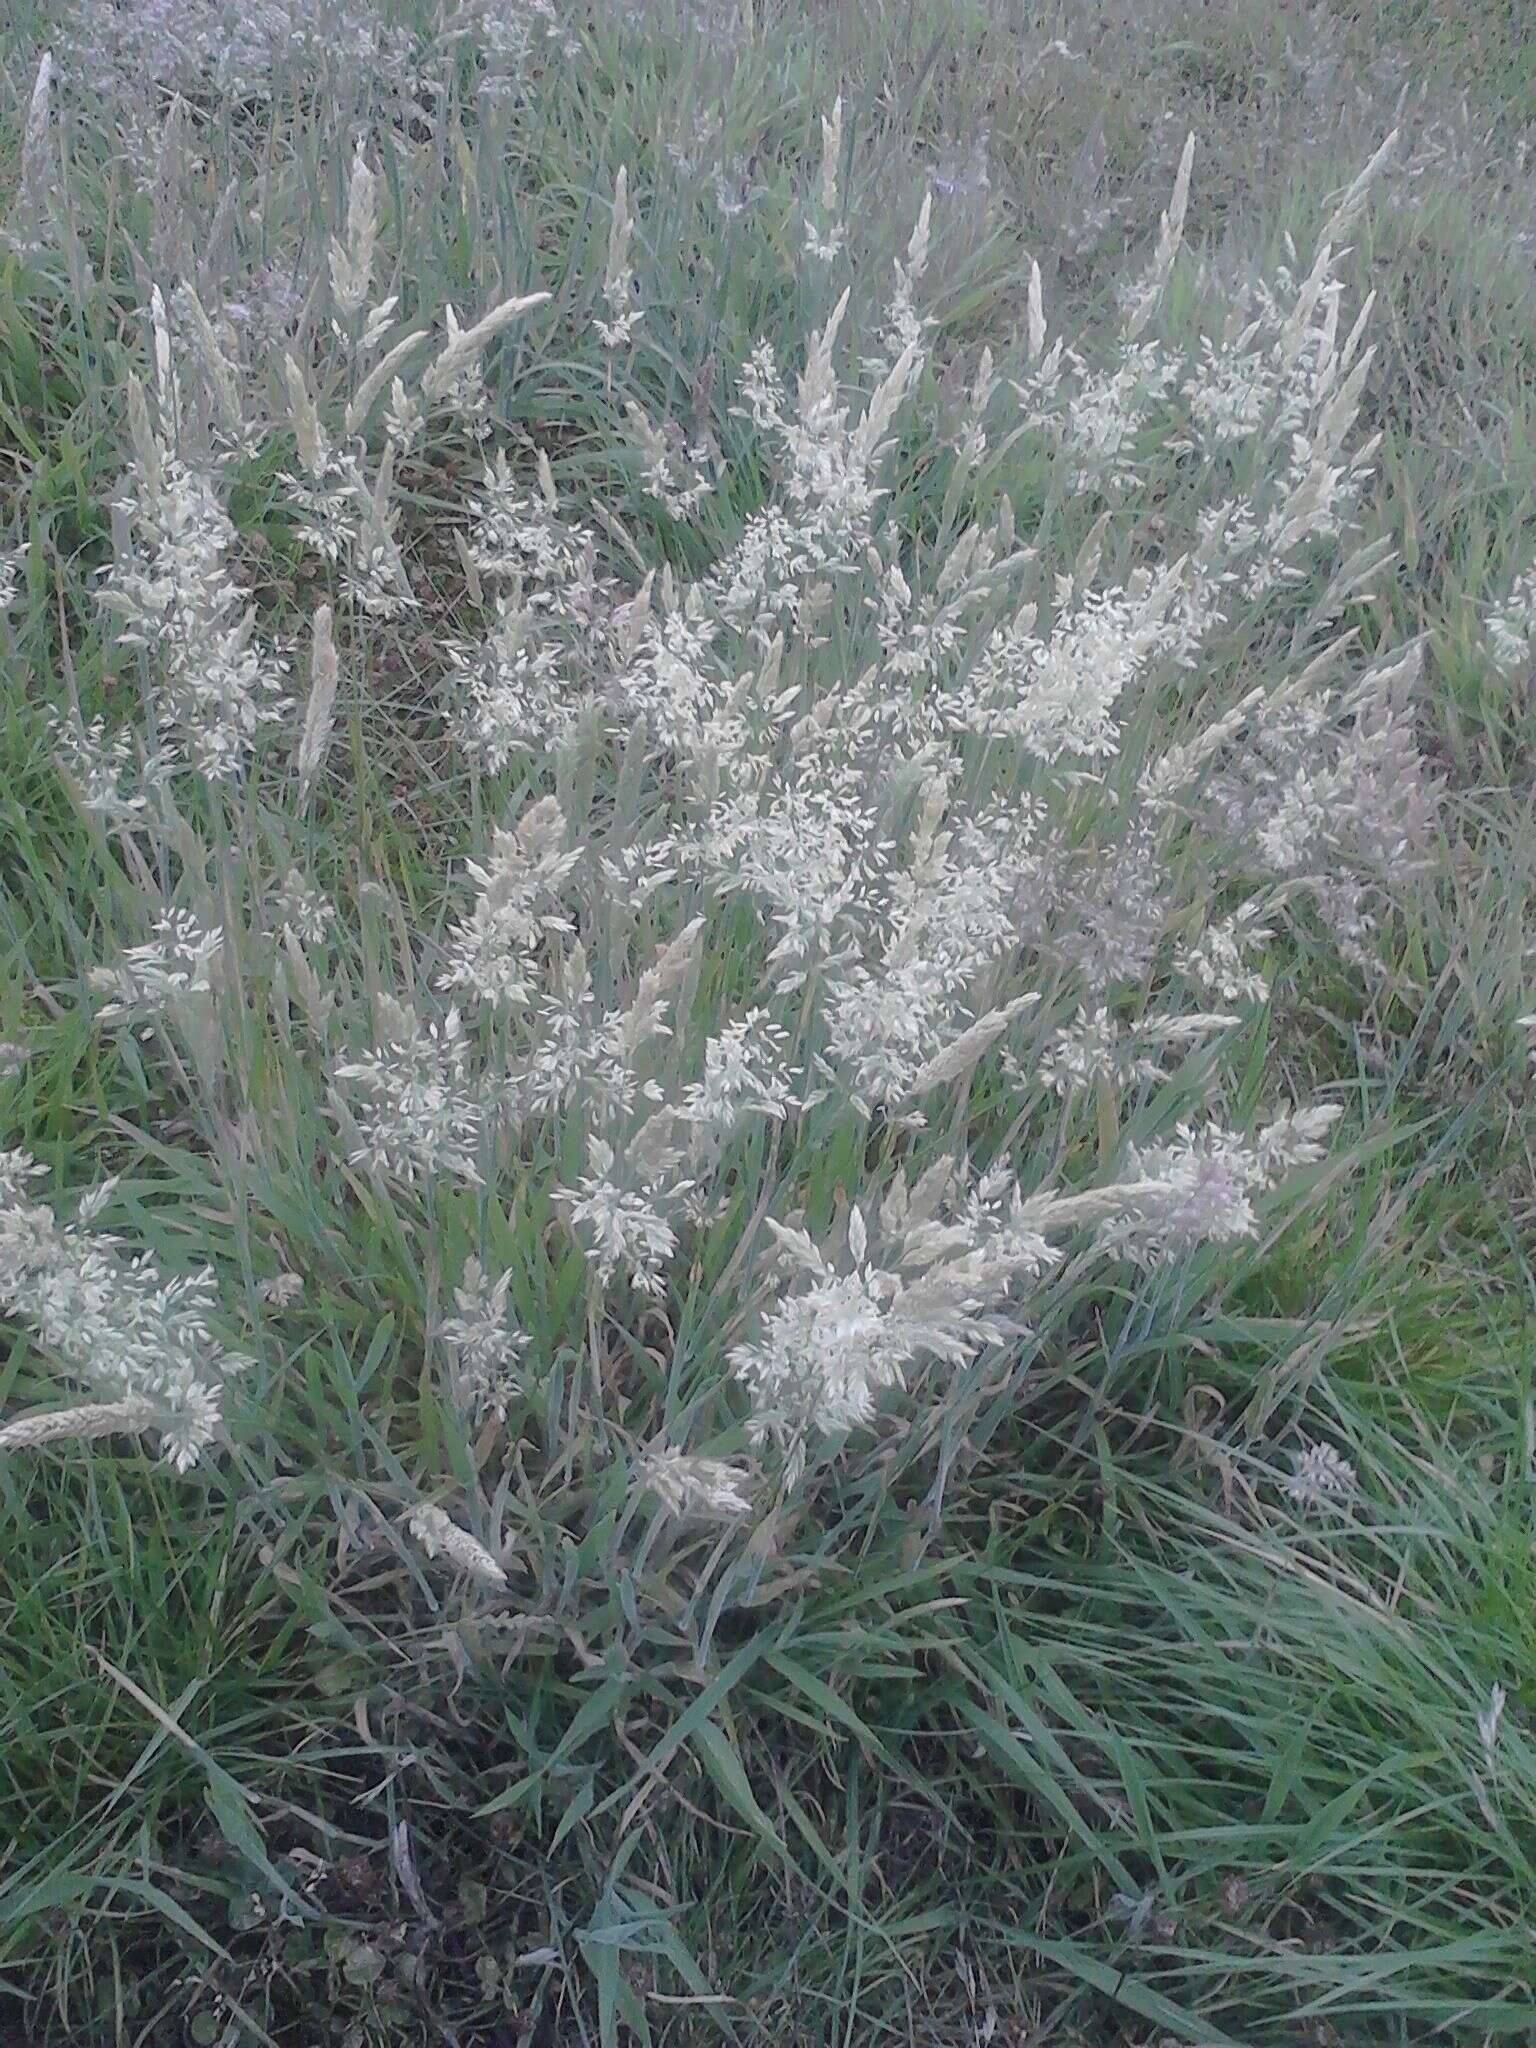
[407,1505,509,1588]
[638,1446,756,1518]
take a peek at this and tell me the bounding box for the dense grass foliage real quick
[1,4,1534,2045]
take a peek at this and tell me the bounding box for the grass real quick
[1,1,1535,2043]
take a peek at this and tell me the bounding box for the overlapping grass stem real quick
[1,1,1534,2042]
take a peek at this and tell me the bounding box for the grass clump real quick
[0,3,1533,2043]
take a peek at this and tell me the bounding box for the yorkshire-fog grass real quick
[1,4,1534,2045]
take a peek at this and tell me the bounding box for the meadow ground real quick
[1,3,1535,2044]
